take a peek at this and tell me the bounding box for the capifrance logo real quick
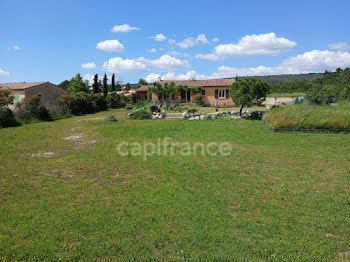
[116,137,232,160]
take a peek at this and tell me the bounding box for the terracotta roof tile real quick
[0,82,49,90]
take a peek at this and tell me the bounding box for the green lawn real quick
[0,109,350,261]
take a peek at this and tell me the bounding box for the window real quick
[201,89,206,96]
[218,89,226,98]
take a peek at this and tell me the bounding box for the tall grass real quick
[264,101,350,130]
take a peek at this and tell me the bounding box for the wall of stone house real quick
[25,83,68,114]
[202,87,234,106]
[7,90,25,110]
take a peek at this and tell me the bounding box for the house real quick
[116,89,136,97]
[135,77,236,106]
[0,81,67,113]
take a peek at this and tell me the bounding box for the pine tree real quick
[111,74,116,92]
[102,74,108,97]
[125,82,131,91]
[92,74,99,94]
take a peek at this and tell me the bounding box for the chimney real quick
[158,76,161,81]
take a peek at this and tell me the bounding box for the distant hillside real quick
[239,73,323,85]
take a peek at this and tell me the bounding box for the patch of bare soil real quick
[78,117,104,122]
[339,250,350,261]
[64,134,84,141]
[63,133,97,149]
[31,152,54,157]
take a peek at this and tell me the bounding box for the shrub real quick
[14,96,52,122]
[106,93,127,108]
[93,94,107,112]
[37,104,52,121]
[129,107,152,119]
[104,115,118,122]
[59,92,94,115]
[187,108,198,114]
[194,93,203,105]
[0,107,20,128]
[306,84,338,105]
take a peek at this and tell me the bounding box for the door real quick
[180,90,186,103]
[186,89,191,103]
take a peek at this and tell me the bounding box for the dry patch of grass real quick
[264,101,350,131]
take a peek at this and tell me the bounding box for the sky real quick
[1,0,350,85]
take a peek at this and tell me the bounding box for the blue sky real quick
[1,0,350,85]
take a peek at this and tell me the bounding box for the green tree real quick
[102,74,108,97]
[0,89,14,108]
[116,83,121,91]
[67,74,89,93]
[230,78,270,115]
[138,79,147,86]
[58,80,70,90]
[110,74,116,92]
[92,74,100,94]
[125,82,131,91]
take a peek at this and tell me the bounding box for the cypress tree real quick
[103,74,108,97]
[92,74,99,94]
[111,74,116,91]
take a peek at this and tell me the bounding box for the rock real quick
[194,116,200,120]
[200,115,206,120]
[232,115,241,119]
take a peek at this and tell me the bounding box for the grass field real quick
[267,92,306,98]
[0,109,350,261]
[264,101,350,131]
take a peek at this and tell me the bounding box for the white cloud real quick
[176,34,209,48]
[81,62,96,69]
[209,50,350,78]
[153,33,167,41]
[328,42,350,50]
[148,48,157,53]
[196,34,208,44]
[137,55,189,70]
[212,37,219,43]
[111,24,140,32]
[83,74,111,85]
[145,73,160,83]
[168,39,176,45]
[13,45,20,51]
[196,32,296,60]
[147,49,350,81]
[195,53,220,61]
[103,57,146,73]
[145,70,206,82]
[0,68,10,76]
[96,40,124,52]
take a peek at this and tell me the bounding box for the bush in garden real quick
[37,104,52,121]
[106,93,129,108]
[194,93,203,105]
[59,92,94,115]
[93,94,107,112]
[0,89,20,127]
[14,95,52,122]
[128,107,152,119]
[0,107,20,127]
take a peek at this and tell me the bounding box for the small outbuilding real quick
[0,81,67,113]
